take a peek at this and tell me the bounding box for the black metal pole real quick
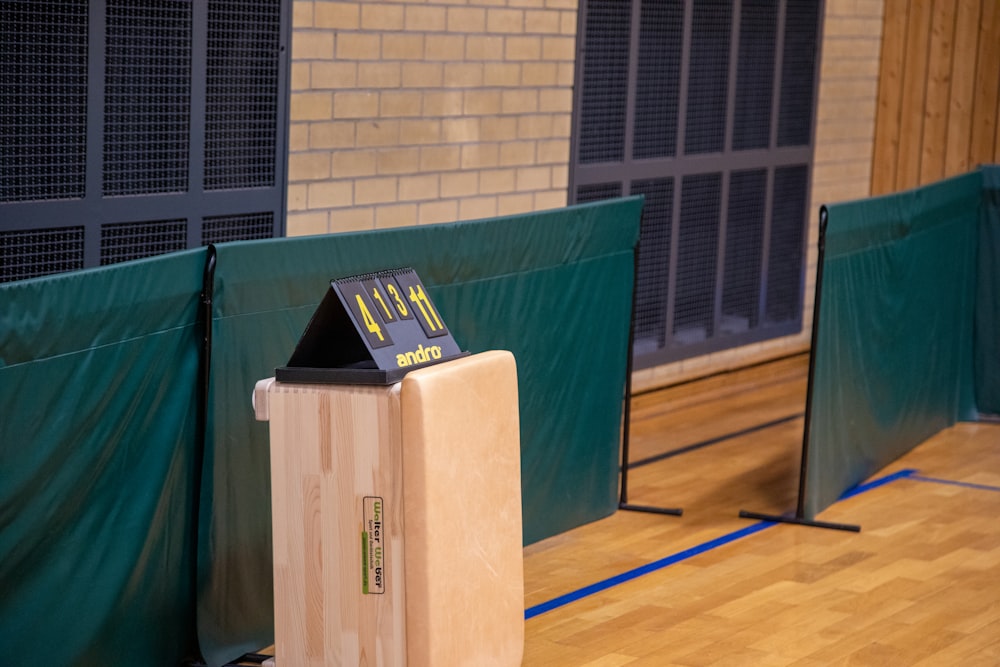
[739,207,860,532]
[619,243,682,517]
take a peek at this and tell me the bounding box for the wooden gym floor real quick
[522,354,1000,665]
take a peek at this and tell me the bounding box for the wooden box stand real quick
[254,351,524,666]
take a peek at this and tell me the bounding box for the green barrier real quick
[976,166,1000,415]
[804,171,982,518]
[0,250,206,666]
[197,198,642,664]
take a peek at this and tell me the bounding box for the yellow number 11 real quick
[408,284,442,331]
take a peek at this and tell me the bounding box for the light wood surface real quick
[522,354,1000,665]
[259,351,523,666]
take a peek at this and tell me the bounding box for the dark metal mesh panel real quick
[732,0,777,151]
[673,173,721,341]
[1,227,85,283]
[575,182,623,203]
[684,0,731,155]
[202,212,275,244]
[100,219,186,265]
[103,1,191,196]
[630,178,673,352]
[721,169,767,332]
[777,1,820,147]
[0,2,88,203]
[766,165,808,322]
[578,0,631,164]
[205,0,282,190]
[632,1,683,160]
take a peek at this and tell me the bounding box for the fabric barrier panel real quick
[976,165,1000,415]
[804,172,981,518]
[0,250,207,666]
[197,198,642,664]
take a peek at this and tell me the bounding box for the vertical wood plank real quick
[972,0,1000,165]
[896,0,934,190]
[918,0,958,184]
[871,0,910,195]
[943,0,980,175]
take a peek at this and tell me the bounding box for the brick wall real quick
[287,0,577,236]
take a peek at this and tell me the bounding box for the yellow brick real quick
[560,11,576,35]
[545,0,576,9]
[539,88,572,113]
[444,63,484,88]
[310,121,355,149]
[484,63,522,86]
[466,35,505,61]
[292,1,313,29]
[380,91,423,118]
[358,63,402,89]
[287,183,308,211]
[542,35,575,60]
[382,34,426,60]
[400,119,442,145]
[402,62,444,88]
[537,138,569,164]
[288,124,309,151]
[292,31,334,60]
[505,36,541,60]
[497,193,533,216]
[525,9,560,33]
[426,34,466,61]
[423,91,465,117]
[405,6,447,31]
[499,140,536,165]
[551,164,568,188]
[479,168,516,194]
[357,120,401,147]
[376,148,421,175]
[418,200,458,225]
[459,196,498,221]
[375,203,418,229]
[522,62,557,86]
[443,117,480,143]
[307,180,354,208]
[552,113,571,137]
[399,174,440,201]
[291,91,333,121]
[286,211,329,237]
[333,91,379,119]
[314,2,360,29]
[464,90,502,116]
[361,4,404,30]
[311,62,357,89]
[448,7,487,32]
[461,143,500,169]
[285,155,329,189]
[487,9,523,33]
[534,189,567,210]
[332,149,377,177]
[291,62,310,91]
[518,114,554,139]
[330,206,375,233]
[355,176,399,205]
[557,62,575,86]
[441,171,479,198]
[508,0,546,6]
[501,89,538,114]
[336,33,380,60]
[516,166,551,191]
[420,146,462,171]
[481,117,518,141]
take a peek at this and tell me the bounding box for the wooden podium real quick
[254,351,524,666]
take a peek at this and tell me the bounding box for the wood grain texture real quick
[871,0,909,195]
[918,0,957,184]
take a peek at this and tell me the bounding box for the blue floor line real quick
[909,474,1000,493]
[525,467,917,620]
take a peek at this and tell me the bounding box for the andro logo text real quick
[395,343,443,368]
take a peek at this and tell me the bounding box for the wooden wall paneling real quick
[943,0,981,175]
[895,0,934,191]
[978,0,1000,165]
[871,0,910,195]
[918,0,958,184]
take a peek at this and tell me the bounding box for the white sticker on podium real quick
[362,496,385,594]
